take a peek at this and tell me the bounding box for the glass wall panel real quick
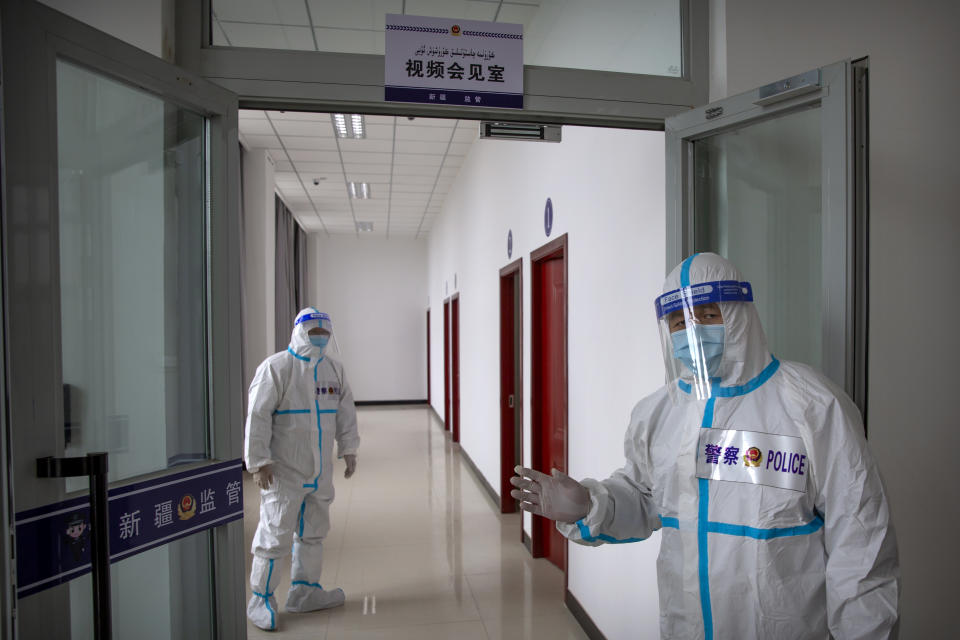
[212,0,683,77]
[57,60,209,491]
[68,531,214,639]
[693,106,823,369]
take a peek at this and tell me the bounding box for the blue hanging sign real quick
[15,459,243,598]
[544,198,553,237]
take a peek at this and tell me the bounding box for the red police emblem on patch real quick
[451,24,461,36]
[743,447,763,467]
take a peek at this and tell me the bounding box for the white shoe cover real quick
[285,584,345,613]
[247,592,279,631]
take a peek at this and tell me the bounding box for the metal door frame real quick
[665,60,867,414]
[0,1,243,635]
[175,0,709,130]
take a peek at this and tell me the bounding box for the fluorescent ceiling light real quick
[348,182,371,199]
[356,221,374,232]
[332,113,365,139]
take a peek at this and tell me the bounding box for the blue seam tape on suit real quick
[275,409,311,415]
[287,346,310,362]
[698,397,716,640]
[291,580,323,589]
[575,519,645,543]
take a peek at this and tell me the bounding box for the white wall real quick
[711,1,960,635]
[309,235,428,402]
[428,127,666,640]
[241,147,277,387]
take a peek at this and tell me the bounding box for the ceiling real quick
[239,110,479,238]
[212,1,541,53]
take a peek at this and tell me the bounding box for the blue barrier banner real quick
[15,459,243,598]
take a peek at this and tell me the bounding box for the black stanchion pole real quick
[37,452,111,640]
[87,453,111,640]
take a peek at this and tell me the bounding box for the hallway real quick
[243,406,590,640]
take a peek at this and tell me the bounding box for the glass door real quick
[665,60,868,414]
[2,1,244,638]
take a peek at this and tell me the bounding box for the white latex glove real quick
[509,465,591,524]
[344,454,357,479]
[252,464,274,490]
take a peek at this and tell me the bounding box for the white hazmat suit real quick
[555,253,900,639]
[244,308,360,630]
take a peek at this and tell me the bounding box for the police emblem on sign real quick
[178,494,196,520]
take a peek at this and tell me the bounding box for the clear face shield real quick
[296,311,341,355]
[654,280,753,402]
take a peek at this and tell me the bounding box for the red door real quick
[451,295,461,443]
[499,260,523,513]
[531,235,568,572]
[444,300,450,431]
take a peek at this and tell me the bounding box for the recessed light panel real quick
[332,113,366,139]
[348,182,371,199]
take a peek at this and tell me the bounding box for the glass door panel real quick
[67,532,213,640]
[693,106,823,369]
[3,1,243,637]
[57,60,210,492]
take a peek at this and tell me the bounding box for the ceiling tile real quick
[281,136,339,151]
[272,119,332,137]
[213,0,309,24]
[394,153,444,167]
[220,23,314,50]
[313,27,382,55]
[395,140,451,155]
[340,151,392,165]
[396,124,455,142]
[337,138,394,154]
[242,133,281,148]
[306,0,402,30]
[286,149,341,163]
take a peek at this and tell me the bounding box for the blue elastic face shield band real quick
[655,280,754,319]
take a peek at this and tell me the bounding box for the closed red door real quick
[451,295,461,443]
[499,261,522,513]
[531,236,568,573]
[444,300,450,431]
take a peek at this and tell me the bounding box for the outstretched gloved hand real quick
[509,466,591,524]
[252,464,274,490]
[344,454,357,478]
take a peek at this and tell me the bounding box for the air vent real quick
[356,221,374,233]
[480,121,561,143]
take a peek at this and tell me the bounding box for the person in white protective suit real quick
[244,308,360,631]
[511,253,900,639]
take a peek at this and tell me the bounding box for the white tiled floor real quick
[243,406,590,640]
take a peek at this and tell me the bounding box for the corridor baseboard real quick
[565,589,608,640]
[458,444,500,510]
[355,399,428,406]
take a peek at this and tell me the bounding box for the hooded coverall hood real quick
[289,308,333,360]
[661,253,772,388]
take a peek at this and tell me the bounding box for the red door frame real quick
[426,308,431,405]
[530,234,569,572]
[443,298,451,431]
[451,293,461,443]
[499,259,523,514]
